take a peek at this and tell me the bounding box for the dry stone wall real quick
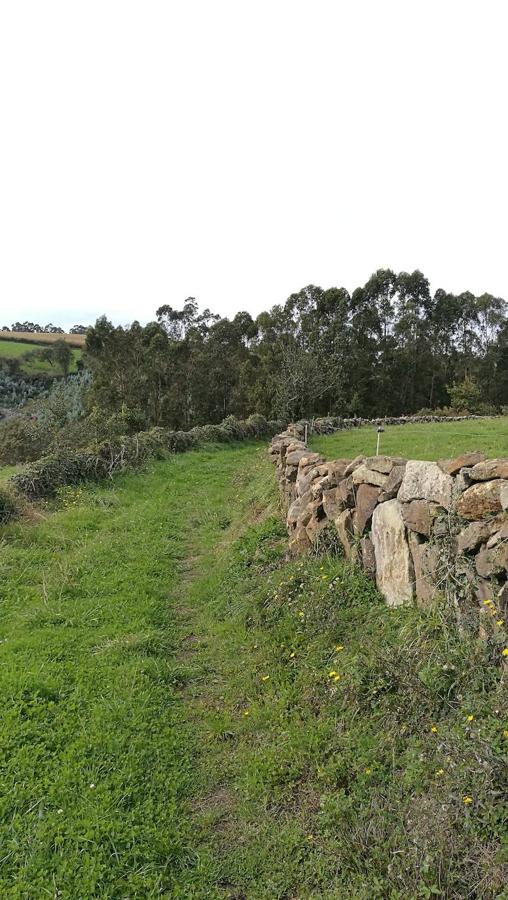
[269,425,508,641]
[309,414,497,434]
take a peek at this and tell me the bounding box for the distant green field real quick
[310,417,508,461]
[0,339,81,374]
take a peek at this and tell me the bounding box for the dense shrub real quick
[0,485,19,523]
[0,369,50,407]
[10,415,284,500]
[0,415,54,465]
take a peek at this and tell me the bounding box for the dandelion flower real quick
[328,670,337,678]
[463,796,473,805]
[483,599,492,606]
[466,715,474,722]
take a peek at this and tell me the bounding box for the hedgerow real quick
[9,415,284,500]
[0,484,19,523]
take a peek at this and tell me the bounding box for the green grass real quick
[0,339,81,374]
[0,442,506,897]
[0,465,19,482]
[310,416,508,461]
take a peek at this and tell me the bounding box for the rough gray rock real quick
[398,460,453,509]
[469,459,508,481]
[371,499,414,606]
[409,533,440,607]
[456,519,500,554]
[400,499,438,537]
[352,464,388,488]
[364,455,407,474]
[321,487,345,520]
[361,535,376,579]
[334,508,356,560]
[475,542,508,578]
[378,465,406,502]
[343,455,366,477]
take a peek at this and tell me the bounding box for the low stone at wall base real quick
[269,426,508,651]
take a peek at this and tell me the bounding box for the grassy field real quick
[310,416,508,461]
[0,339,81,374]
[0,331,85,347]
[0,443,506,897]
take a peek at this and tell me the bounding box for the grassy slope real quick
[0,443,506,898]
[0,339,81,374]
[310,417,508,461]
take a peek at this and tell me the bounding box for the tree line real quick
[1,322,87,334]
[82,269,508,430]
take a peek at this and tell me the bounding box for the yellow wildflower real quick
[431,725,438,733]
[364,767,372,775]
[463,796,473,805]
[483,599,492,606]
[336,645,344,651]
[243,710,250,717]
[298,611,305,618]
[261,675,270,681]
[328,670,337,678]
[503,730,508,739]
[466,715,474,722]
[496,619,504,626]
[289,652,296,659]
[333,674,341,682]
[435,769,444,776]
[502,648,508,657]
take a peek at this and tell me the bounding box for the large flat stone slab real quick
[371,499,414,606]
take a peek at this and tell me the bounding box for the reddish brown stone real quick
[455,480,504,520]
[353,483,382,534]
[438,452,486,476]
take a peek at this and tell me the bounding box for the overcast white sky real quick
[1,1,507,329]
